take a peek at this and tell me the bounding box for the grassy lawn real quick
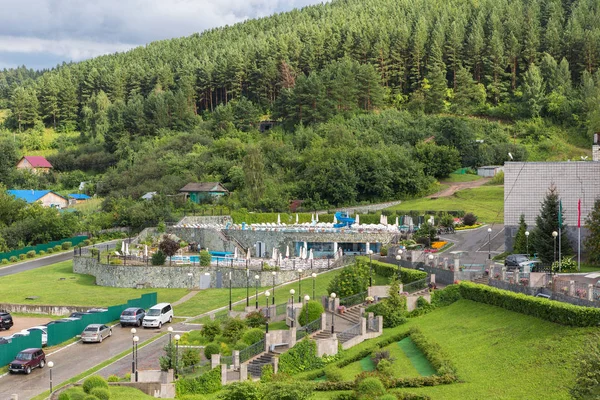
[441,173,482,183]
[388,186,504,224]
[63,385,154,399]
[179,268,343,318]
[0,261,188,306]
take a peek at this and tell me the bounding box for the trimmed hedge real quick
[459,282,600,327]
[176,366,221,395]
[356,257,427,283]
[408,327,457,376]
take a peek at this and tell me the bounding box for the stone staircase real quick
[472,276,489,285]
[337,305,363,324]
[247,352,275,378]
[312,331,332,340]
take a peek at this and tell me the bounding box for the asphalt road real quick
[0,322,179,400]
[0,240,119,278]
[438,224,505,265]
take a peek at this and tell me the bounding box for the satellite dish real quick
[508,152,514,160]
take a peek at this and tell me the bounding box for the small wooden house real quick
[7,190,68,209]
[16,156,53,174]
[179,182,229,204]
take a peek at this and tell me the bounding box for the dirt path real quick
[428,178,492,198]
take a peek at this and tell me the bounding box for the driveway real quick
[0,317,53,338]
[0,240,120,278]
[0,322,176,400]
[438,224,505,265]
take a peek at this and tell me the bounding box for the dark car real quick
[44,319,72,327]
[504,254,530,269]
[9,348,46,374]
[69,312,86,319]
[120,307,145,327]
[0,311,13,331]
[0,337,11,345]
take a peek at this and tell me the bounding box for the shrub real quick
[430,285,461,307]
[570,332,600,399]
[39,250,46,256]
[90,388,110,400]
[83,239,91,246]
[332,393,357,400]
[61,241,73,250]
[58,393,71,400]
[19,254,26,260]
[356,377,385,399]
[176,367,221,395]
[379,396,397,400]
[90,248,99,257]
[261,382,315,400]
[9,256,17,262]
[372,350,394,366]
[298,300,325,326]
[182,348,201,367]
[241,328,264,345]
[46,248,54,254]
[327,262,369,298]
[462,213,477,226]
[82,375,109,393]
[69,394,85,400]
[245,311,267,328]
[151,250,167,266]
[201,320,221,341]
[379,245,388,256]
[83,396,99,400]
[199,250,211,266]
[107,374,120,382]
[376,359,394,377]
[261,364,274,383]
[26,250,36,258]
[1,259,8,264]
[459,281,600,326]
[204,343,220,359]
[409,327,457,376]
[54,245,62,252]
[222,318,247,343]
[279,339,324,374]
[218,381,261,400]
[324,364,344,382]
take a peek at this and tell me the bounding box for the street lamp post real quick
[311,273,317,300]
[229,271,232,311]
[289,289,295,328]
[246,268,249,307]
[271,271,276,305]
[396,249,403,278]
[130,328,137,375]
[525,231,530,258]
[265,290,270,333]
[304,295,310,326]
[255,274,260,310]
[167,326,173,369]
[174,334,181,377]
[552,231,558,263]
[298,269,303,302]
[428,254,434,267]
[133,335,139,382]
[487,227,492,259]
[48,361,54,393]
[330,293,336,334]
[368,250,374,286]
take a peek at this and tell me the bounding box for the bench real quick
[535,293,551,299]
[270,343,288,352]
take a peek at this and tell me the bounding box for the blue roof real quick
[68,193,91,200]
[7,190,52,203]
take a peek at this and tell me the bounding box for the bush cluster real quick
[176,367,222,395]
[459,281,600,327]
[279,339,324,374]
[357,258,427,283]
[61,241,73,250]
[82,376,109,394]
[26,250,36,258]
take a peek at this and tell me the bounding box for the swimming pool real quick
[171,251,236,263]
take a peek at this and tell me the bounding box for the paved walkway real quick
[173,291,199,306]
[427,178,491,198]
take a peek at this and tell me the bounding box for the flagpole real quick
[558,200,562,273]
[578,199,581,272]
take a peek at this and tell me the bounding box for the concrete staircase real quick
[247,352,275,378]
[337,305,363,324]
[312,331,332,340]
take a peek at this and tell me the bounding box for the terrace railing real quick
[239,339,266,363]
[403,277,428,294]
[339,291,368,307]
[296,317,322,340]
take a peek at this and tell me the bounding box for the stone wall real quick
[316,336,338,357]
[0,303,91,316]
[488,279,539,296]
[489,280,600,308]
[178,216,233,225]
[73,256,324,289]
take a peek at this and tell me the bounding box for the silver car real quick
[81,324,112,343]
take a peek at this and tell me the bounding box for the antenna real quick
[508,152,514,161]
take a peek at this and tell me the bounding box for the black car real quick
[69,312,86,319]
[504,254,530,269]
[0,311,13,331]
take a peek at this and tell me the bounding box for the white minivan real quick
[142,303,173,328]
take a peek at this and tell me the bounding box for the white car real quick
[142,303,173,328]
[26,326,48,347]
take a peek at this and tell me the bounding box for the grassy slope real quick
[63,386,154,399]
[441,173,482,183]
[388,186,504,224]
[0,261,187,306]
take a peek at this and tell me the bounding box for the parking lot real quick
[0,317,52,338]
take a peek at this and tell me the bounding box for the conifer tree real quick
[513,214,528,255]
[584,198,600,265]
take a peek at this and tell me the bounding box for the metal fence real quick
[221,355,233,367]
[0,330,42,368]
[338,322,362,343]
[296,317,322,340]
[403,278,428,294]
[367,318,378,332]
[239,339,265,363]
[275,303,288,316]
[339,291,368,307]
[178,360,211,377]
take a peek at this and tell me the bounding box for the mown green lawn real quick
[441,173,482,183]
[0,261,188,307]
[388,186,504,224]
[63,386,154,399]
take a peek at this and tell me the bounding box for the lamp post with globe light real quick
[133,335,139,382]
[48,361,54,393]
[311,273,317,299]
[297,269,303,302]
[396,249,403,278]
[289,289,296,327]
[272,271,277,305]
[167,326,173,369]
[130,328,137,374]
[265,290,270,333]
[428,254,434,267]
[487,227,492,259]
[304,295,310,326]
[174,334,181,377]
[552,231,558,263]
[330,293,336,334]
[367,250,374,286]
[525,231,530,258]
[255,274,260,309]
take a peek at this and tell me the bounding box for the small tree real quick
[201,320,221,341]
[151,250,166,266]
[462,213,478,226]
[159,341,175,371]
[585,198,600,266]
[159,235,180,265]
[200,250,211,266]
[570,332,600,399]
[298,300,325,326]
[181,348,200,367]
[513,214,528,254]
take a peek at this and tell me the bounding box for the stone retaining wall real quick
[0,303,91,316]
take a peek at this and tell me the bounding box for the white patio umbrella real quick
[355,214,360,225]
[316,213,319,222]
[277,214,281,225]
[234,247,238,259]
[278,253,283,266]
[296,214,299,224]
[309,249,313,260]
[125,242,129,256]
[286,245,290,258]
[333,214,338,224]
[121,241,125,254]
[272,248,277,261]
[144,245,148,258]
[395,216,399,226]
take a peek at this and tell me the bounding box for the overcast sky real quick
[0,0,328,71]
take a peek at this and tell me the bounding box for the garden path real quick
[428,178,491,198]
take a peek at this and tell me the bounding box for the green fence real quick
[0,235,88,262]
[0,330,42,368]
[45,292,157,347]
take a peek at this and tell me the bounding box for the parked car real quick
[0,337,11,345]
[26,326,48,347]
[0,310,13,331]
[69,312,86,319]
[120,307,145,327]
[142,303,173,329]
[504,254,531,269]
[81,324,112,343]
[9,330,31,340]
[86,308,108,313]
[44,319,73,326]
[9,348,46,374]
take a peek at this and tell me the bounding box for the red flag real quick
[578,199,581,228]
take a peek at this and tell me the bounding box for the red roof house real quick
[16,156,53,174]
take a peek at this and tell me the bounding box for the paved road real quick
[0,322,180,400]
[0,240,119,278]
[438,224,505,265]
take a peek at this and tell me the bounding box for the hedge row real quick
[408,327,457,376]
[458,282,600,327]
[357,257,427,283]
[175,366,221,395]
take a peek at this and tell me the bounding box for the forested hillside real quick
[0,0,599,214]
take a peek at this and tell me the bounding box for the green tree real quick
[413,142,460,179]
[584,198,600,266]
[532,185,573,265]
[513,214,528,255]
[522,64,545,117]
